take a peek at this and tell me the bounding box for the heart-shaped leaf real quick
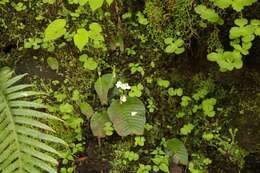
[107,97,146,136]
[74,28,89,51]
[44,19,66,41]
[80,102,94,119]
[90,111,111,138]
[88,0,104,11]
[166,138,188,165]
[106,0,113,6]
[94,73,116,105]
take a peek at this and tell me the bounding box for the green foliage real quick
[129,63,145,76]
[157,79,170,88]
[124,151,139,161]
[79,54,98,70]
[137,164,152,173]
[209,0,233,9]
[90,111,111,138]
[73,29,89,51]
[210,0,257,11]
[104,122,114,136]
[107,97,146,136]
[168,88,183,97]
[151,148,169,173]
[164,38,185,54]
[134,136,146,147]
[201,98,217,117]
[59,103,74,113]
[11,2,26,11]
[74,23,105,51]
[88,0,104,11]
[44,19,67,42]
[129,84,144,97]
[180,96,191,107]
[180,123,195,135]
[0,67,65,173]
[94,73,116,105]
[188,154,212,173]
[195,5,224,25]
[207,50,243,72]
[47,57,59,70]
[136,12,149,25]
[79,102,94,119]
[166,138,188,165]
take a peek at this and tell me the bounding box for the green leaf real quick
[80,102,94,119]
[78,0,88,6]
[180,123,194,135]
[47,57,59,70]
[88,0,104,11]
[210,0,232,9]
[74,28,89,51]
[79,54,98,70]
[129,84,144,97]
[107,97,146,136]
[235,18,248,27]
[90,111,111,138]
[195,5,223,25]
[59,103,74,113]
[232,0,257,12]
[94,73,116,105]
[157,79,170,88]
[106,0,113,6]
[0,68,65,173]
[166,138,188,165]
[255,27,260,36]
[89,22,103,33]
[44,19,66,41]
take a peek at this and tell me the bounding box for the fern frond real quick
[0,67,66,173]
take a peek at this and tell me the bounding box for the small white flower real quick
[116,81,131,90]
[120,95,127,103]
[121,83,131,90]
[131,112,138,116]
[116,81,123,88]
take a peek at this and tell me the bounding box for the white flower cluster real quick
[116,81,131,90]
[120,95,127,103]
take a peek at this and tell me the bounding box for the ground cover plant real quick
[0,0,260,173]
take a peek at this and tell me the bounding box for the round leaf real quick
[90,111,111,138]
[107,97,146,136]
[44,19,66,41]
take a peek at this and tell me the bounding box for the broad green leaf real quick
[94,73,115,105]
[195,5,223,25]
[90,111,111,138]
[88,0,104,11]
[74,28,89,51]
[89,22,102,33]
[80,102,94,119]
[47,57,59,70]
[44,19,66,41]
[210,0,232,9]
[166,138,188,165]
[106,0,113,6]
[107,97,146,136]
